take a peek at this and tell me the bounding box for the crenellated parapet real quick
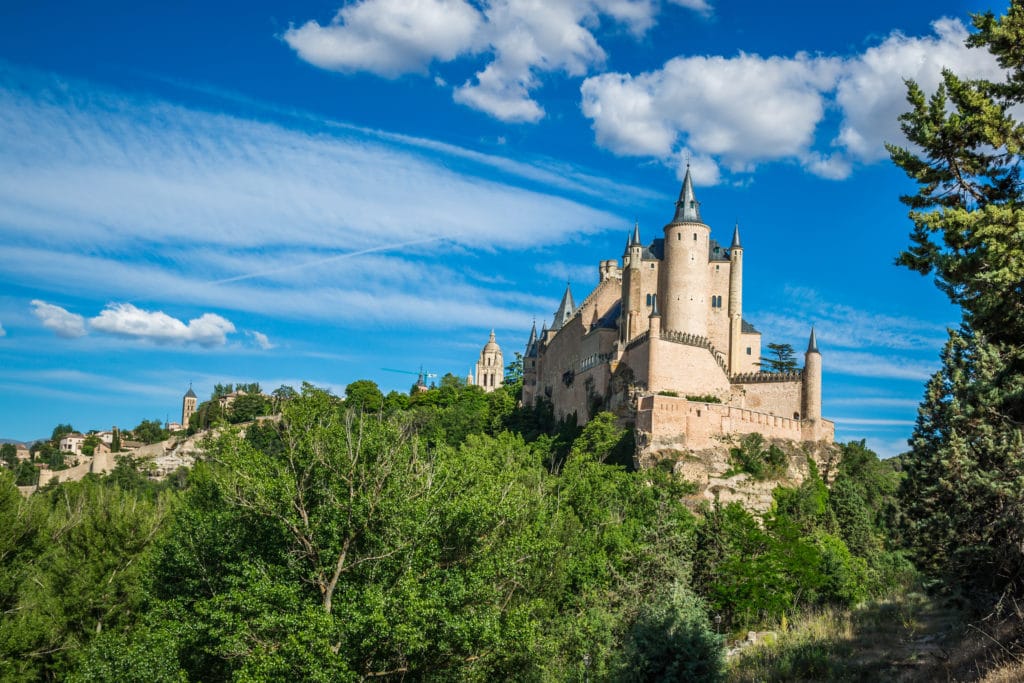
[730,370,803,384]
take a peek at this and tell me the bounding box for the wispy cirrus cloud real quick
[0,64,623,336]
[248,331,275,350]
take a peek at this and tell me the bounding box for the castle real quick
[521,167,833,455]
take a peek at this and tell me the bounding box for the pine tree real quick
[888,1,1024,606]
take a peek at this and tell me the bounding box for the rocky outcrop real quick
[642,436,841,515]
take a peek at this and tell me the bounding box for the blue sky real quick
[0,0,1000,456]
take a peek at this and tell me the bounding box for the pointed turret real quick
[802,325,822,424]
[731,222,742,249]
[807,326,819,354]
[185,383,196,399]
[632,219,641,245]
[525,320,538,356]
[551,283,575,330]
[649,294,660,318]
[671,164,702,224]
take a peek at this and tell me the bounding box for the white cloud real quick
[283,0,483,77]
[581,52,841,174]
[668,0,711,16]
[30,300,87,338]
[579,17,1005,180]
[0,322,5,337]
[89,303,236,347]
[248,330,276,350]
[285,0,712,123]
[834,17,1004,162]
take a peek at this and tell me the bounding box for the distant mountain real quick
[0,438,44,446]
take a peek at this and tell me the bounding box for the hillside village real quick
[0,383,272,496]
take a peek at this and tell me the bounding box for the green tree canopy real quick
[343,379,384,413]
[888,1,1024,606]
[758,342,797,373]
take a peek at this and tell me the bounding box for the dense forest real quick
[0,377,908,681]
[4,2,1024,680]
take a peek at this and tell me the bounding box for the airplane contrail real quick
[207,236,444,286]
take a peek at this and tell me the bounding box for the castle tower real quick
[621,222,645,343]
[181,384,197,427]
[474,330,504,392]
[802,327,822,421]
[660,164,710,337]
[727,223,744,374]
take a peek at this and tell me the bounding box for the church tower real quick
[727,223,744,374]
[473,330,504,392]
[181,384,197,427]
[660,165,710,337]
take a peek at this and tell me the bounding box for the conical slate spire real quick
[632,219,641,245]
[525,320,538,357]
[671,164,702,224]
[731,222,742,249]
[807,326,819,354]
[185,383,196,399]
[649,294,660,317]
[552,283,575,331]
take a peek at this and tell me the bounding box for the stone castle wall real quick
[637,394,831,451]
[731,377,804,418]
[648,336,731,399]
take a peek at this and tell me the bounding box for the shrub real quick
[618,582,724,682]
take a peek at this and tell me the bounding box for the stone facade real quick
[521,169,833,462]
[182,385,197,427]
[469,330,504,392]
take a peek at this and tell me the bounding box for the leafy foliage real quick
[727,433,788,480]
[0,370,908,680]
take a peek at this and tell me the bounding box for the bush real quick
[727,434,787,480]
[619,582,724,682]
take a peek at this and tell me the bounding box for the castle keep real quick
[521,168,833,454]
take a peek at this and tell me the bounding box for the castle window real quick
[746,347,752,355]
[650,263,654,269]
[677,232,681,240]
[693,232,697,240]
[646,293,652,306]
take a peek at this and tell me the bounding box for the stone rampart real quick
[637,394,815,451]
